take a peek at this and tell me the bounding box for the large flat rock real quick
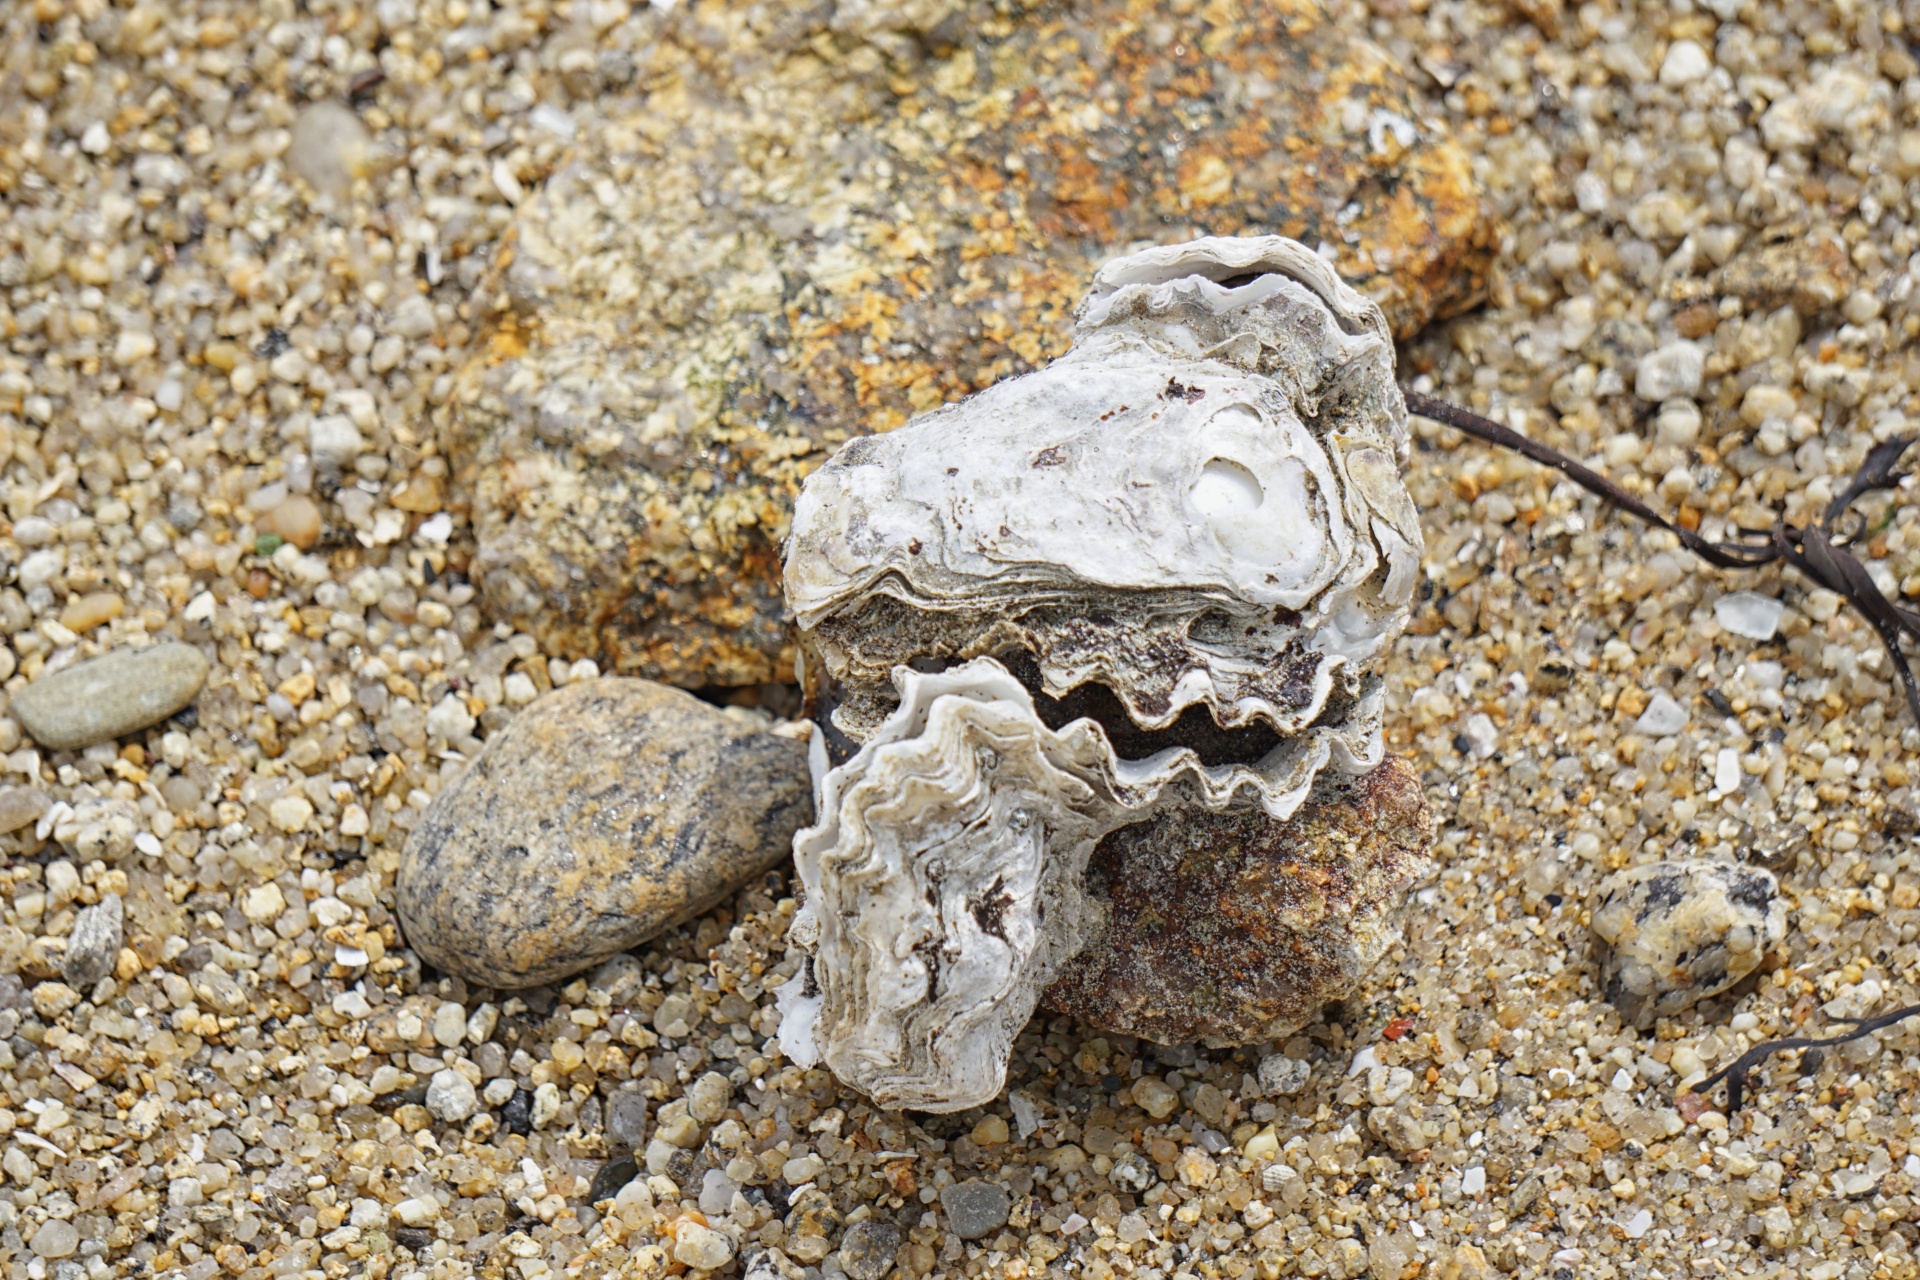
[450,0,1491,687]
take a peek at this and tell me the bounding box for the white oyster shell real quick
[786,234,1420,802]
[781,657,1333,1110]
[780,236,1425,1110]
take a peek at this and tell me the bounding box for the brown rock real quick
[1041,756,1433,1045]
[450,0,1491,688]
[395,679,813,989]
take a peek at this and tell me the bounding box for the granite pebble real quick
[1590,859,1789,1029]
[395,678,812,988]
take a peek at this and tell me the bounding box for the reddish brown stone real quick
[1042,756,1434,1045]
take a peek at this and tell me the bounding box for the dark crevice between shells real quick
[998,651,1283,768]
[806,648,1312,771]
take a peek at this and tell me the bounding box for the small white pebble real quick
[1713,748,1742,796]
[1610,1067,1634,1091]
[1658,39,1710,86]
[492,158,526,204]
[1347,1046,1379,1076]
[1461,1166,1486,1195]
[1059,1213,1088,1235]
[393,1196,441,1227]
[1715,591,1785,642]
[1623,1208,1653,1239]
[332,990,373,1020]
[269,795,315,833]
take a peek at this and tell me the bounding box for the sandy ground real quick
[2,2,1919,1280]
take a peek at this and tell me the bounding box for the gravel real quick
[939,1180,1012,1241]
[1,2,1918,1280]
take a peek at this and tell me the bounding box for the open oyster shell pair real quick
[777,236,1427,1111]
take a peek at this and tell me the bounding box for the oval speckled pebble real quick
[395,678,813,990]
[1589,858,1787,1030]
[11,642,210,751]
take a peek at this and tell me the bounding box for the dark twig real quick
[1687,1002,1920,1112]
[1401,388,1920,725]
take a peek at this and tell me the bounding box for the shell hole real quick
[1190,458,1263,517]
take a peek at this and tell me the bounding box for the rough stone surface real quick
[395,678,813,988]
[449,0,1490,687]
[61,892,122,990]
[1589,859,1789,1030]
[940,1179,1012,1241]
[838,1220,903,1280]
[1042,756,1433,1044]
[10,642,209,751]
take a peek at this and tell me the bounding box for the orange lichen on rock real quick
[450,0,1491,688]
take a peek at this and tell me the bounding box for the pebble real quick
[1258,1054,1312,1095]
[424,1069,477,1124]
[671,1221,734,1270]
[10,642,211,751]
[1658,39,1711,87]
[286,101,371,201]
[585,1156,639,1206]
[940,1179,1011,1240]
[0,787,49,835]
[607,1090,649,1152]
[839,1221,903,1280]
[1131,1076,1180,1120]
[58,590,124,633]
[1634,341,1706,401]
[1632,692,1690,737]
[28,1221,77,1259]
[254,495,325,550]
[61,892,123,989]
[1044,756,1432,1043]
[395,678,812,988]
[1715,591,1785,642]
[1590,859,1789,1028]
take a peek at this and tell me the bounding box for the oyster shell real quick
[786,234,1420,814]
[780,235,1425,1110]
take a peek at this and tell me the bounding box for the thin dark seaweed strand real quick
[1687,1002,1920,1112]
[1400,389,1920,726]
